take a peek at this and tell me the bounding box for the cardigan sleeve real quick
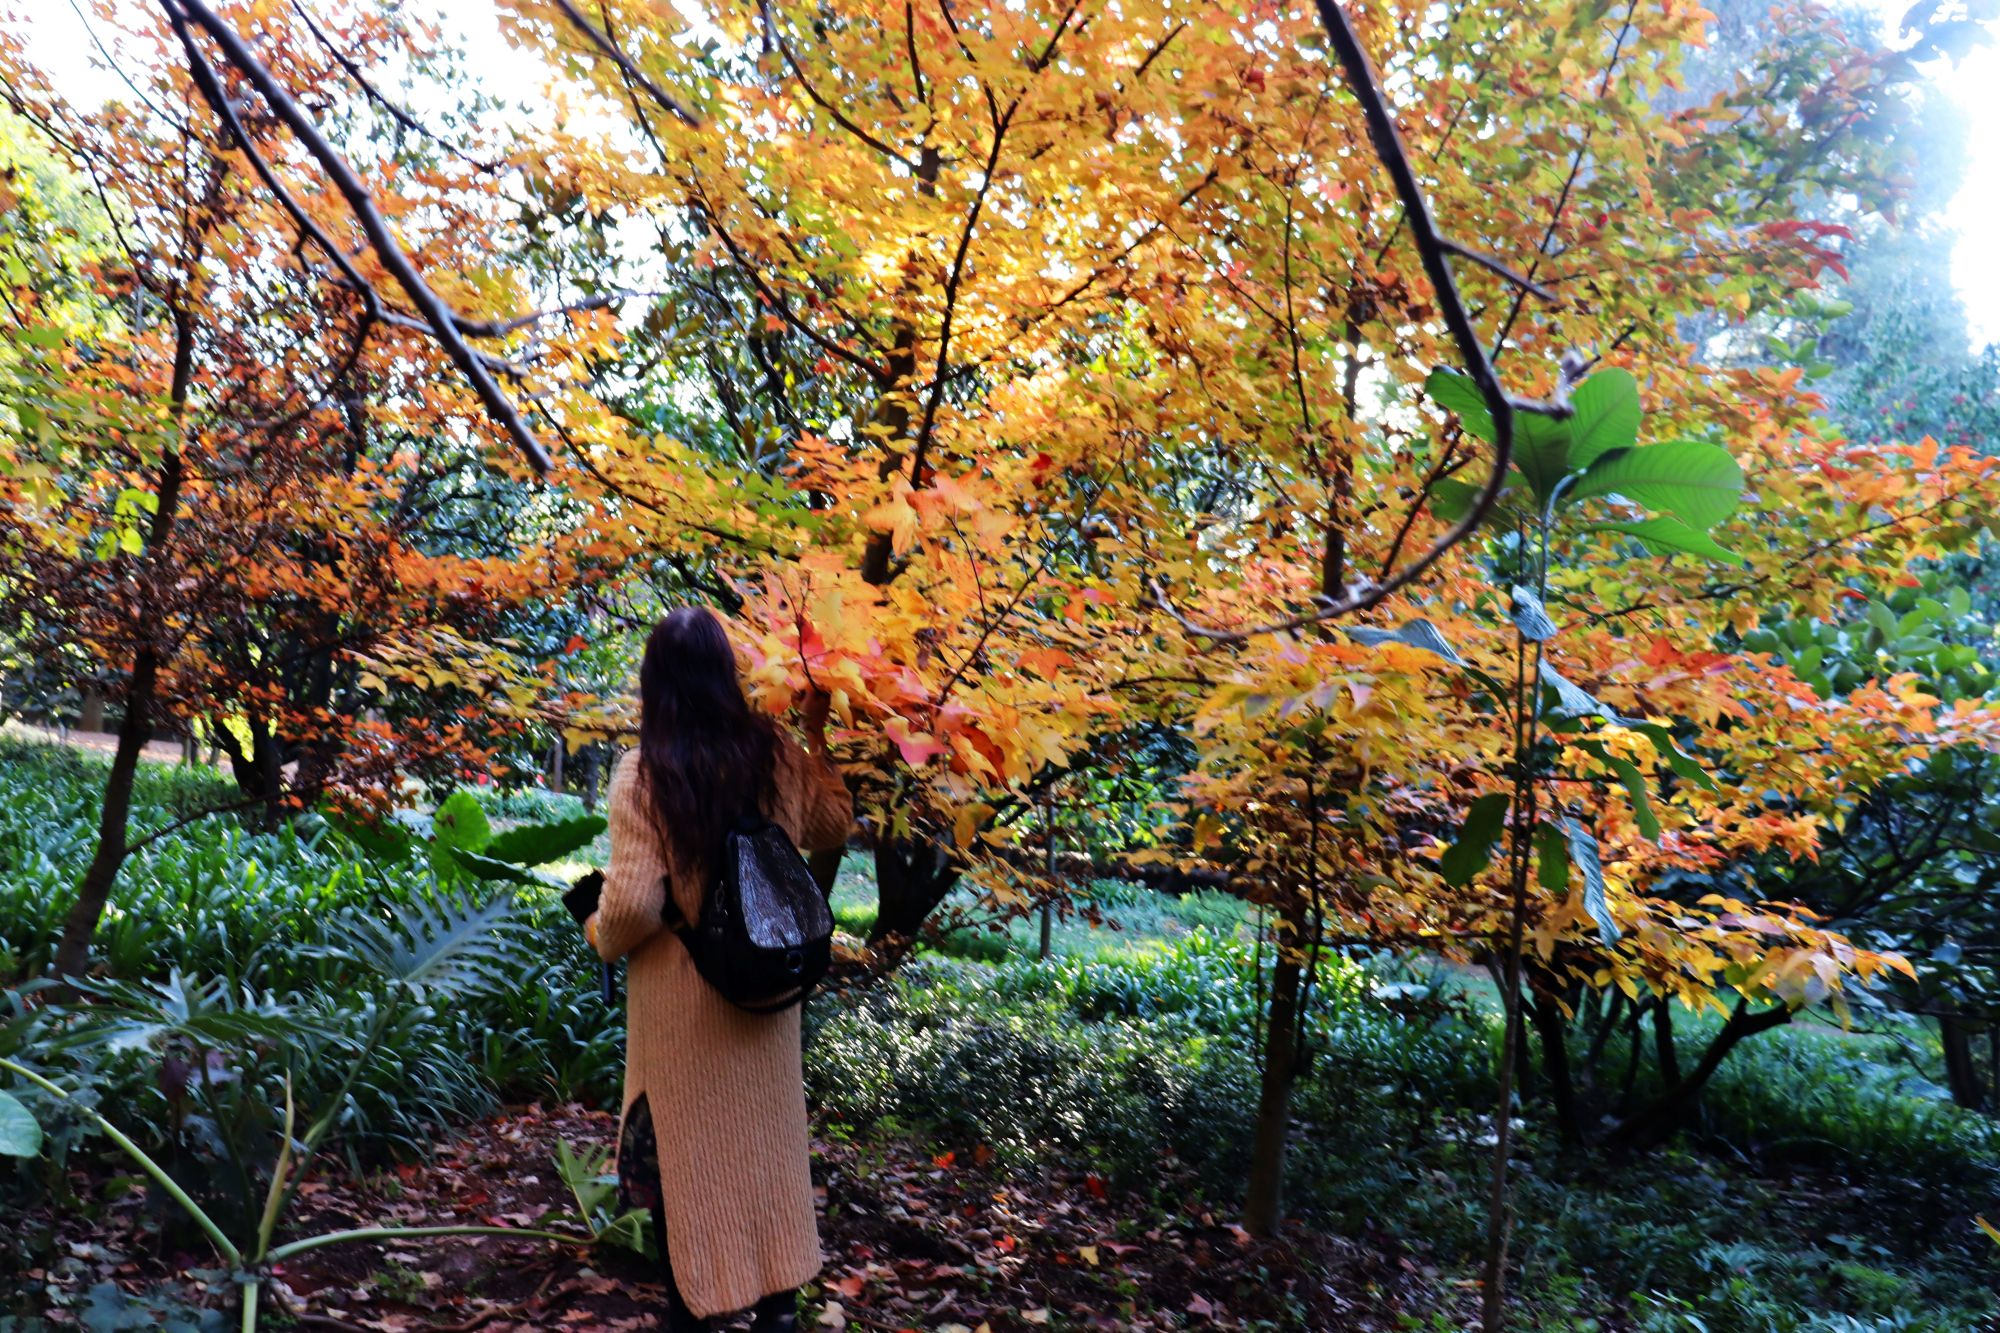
[588,752,671,964]
[776,735,853,854]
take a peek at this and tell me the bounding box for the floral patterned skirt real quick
[617,1092,667,1222]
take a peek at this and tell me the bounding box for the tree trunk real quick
[1988,1025,1999,1114]
[583,744,602,813]
[78,689,106,735]
[858,151,937,587]
[1606,1002,1792,1151]
[1528,987,1582,1146]
[549,739,565,793]
[868,835,958,947]
[1940,1010,1987,1111]
[1243,916,1305,1236]
[1652,998,1682,1088]
[1582,989,1626,1089]
[51,655,159,978]
[50,305,194,980]
[221,715,286,828]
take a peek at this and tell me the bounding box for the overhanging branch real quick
[160,0,554,474]
[1152,2,1565,644]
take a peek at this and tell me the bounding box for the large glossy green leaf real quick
[1427,367,1494,441]
[432,790,492,852]
[1587,516,1744,566]
[1429,476,1483,523]
[1570,439,1743,529]
[444,845,545,885]
[1512,412,1576,508]
[430,790,493,883]
[484,815,608,868]
[1566,370,1642,469]
[0,1088,40,1157]
[1428,368,1579,508]
[1440,792,1512,888]
[1534,823,1570,892]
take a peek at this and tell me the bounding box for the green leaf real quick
[1534,823,1570,892]
[483,815,608,868]
[1440,792,1512,888]
[1577,740,1660,841]
[432,791,493,852]
[1346,619,1466,666]
[1559,818,1619,947]
[1629,721,1718,792]
[430,790,493,881]
[444,845,547,885]
[1510,586,1558,643]
[1866,600,1899,640]
[1429,477,1483,524]
[329,885,528,997]
[1427,369,1577,508]
[0,1088,40,1157]
[1427,367,1495,442]
[1512,411,1576,509]
[1570,439,1743,529]
[1586,516,1744,565]
[1565,369,1642,469]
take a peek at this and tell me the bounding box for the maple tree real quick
[1094,0,2000,1304]
[0,4,615,977]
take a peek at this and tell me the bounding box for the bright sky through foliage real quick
[1866,0,2000,348]
[18,1,1999,349]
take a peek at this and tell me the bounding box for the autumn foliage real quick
[3,1,2000,1301]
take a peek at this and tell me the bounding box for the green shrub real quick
[807,933,1489,1206]
[1700,1024,2000,1218]
[807,942,1262,1189]
[0,744,625,1176]
[470,784,589,823]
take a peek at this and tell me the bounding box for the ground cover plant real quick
[5,740,1999,1329]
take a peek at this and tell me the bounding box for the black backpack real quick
[670,815,834,1013]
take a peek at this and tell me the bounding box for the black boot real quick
[748,1289,798,1333]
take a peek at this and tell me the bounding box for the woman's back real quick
[580,607,849,1330]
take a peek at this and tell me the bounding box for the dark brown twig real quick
[549,0,702,127]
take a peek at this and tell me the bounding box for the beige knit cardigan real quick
[588,739,851,1317]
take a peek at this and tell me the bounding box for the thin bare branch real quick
[1148,2,1563,644]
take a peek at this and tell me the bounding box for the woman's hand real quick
[584,913,600,951]
[800,688,832,752]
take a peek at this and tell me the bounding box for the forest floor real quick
[18,1102,1460,1332]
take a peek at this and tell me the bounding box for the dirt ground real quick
[15,1102,1459,1332]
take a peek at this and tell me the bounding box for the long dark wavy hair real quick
[636,606,778,874]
